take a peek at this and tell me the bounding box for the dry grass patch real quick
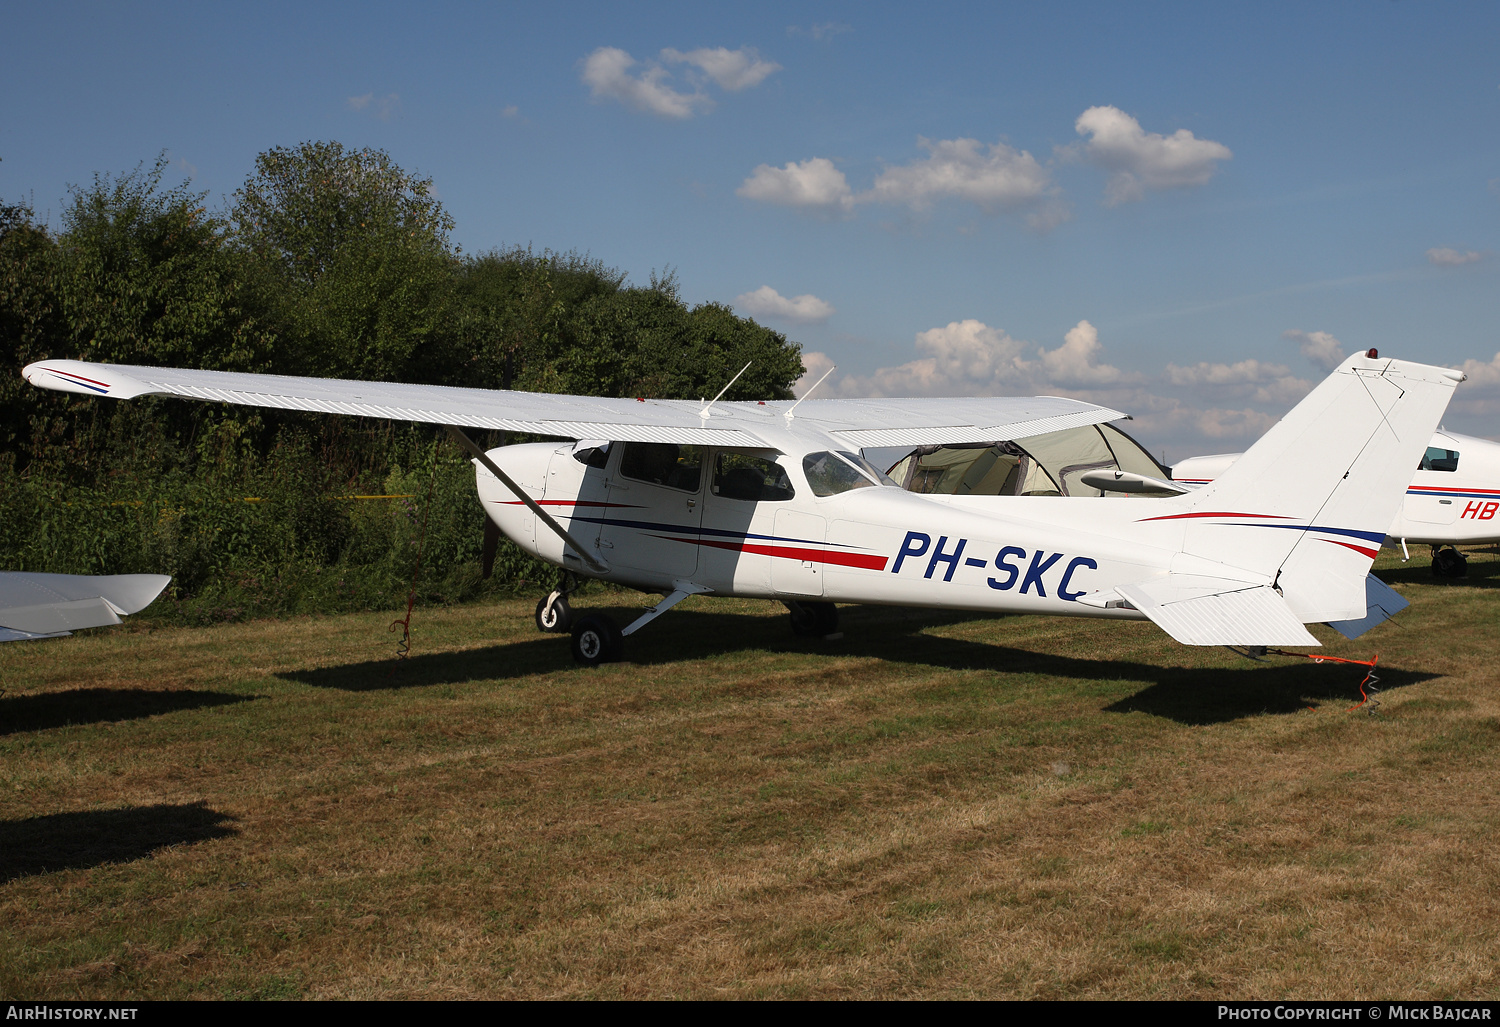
[2,552,1499,998]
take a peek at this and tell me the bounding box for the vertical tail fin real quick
[1174,353,1463,621]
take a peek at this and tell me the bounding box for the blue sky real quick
[3,1,1497,459]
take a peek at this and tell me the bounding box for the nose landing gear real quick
[535,574,580,633]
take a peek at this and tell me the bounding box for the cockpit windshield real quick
[802,451,893,497]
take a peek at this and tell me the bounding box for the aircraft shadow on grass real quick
[0,688,254,737]
[1376,554,1500,589]
[279,605,1433,725]
[0,802,237,884]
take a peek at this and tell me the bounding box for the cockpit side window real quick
[803,451,880,497]
[1420,447,1460,472]
[620,442,703,492]
[712,453,795,501]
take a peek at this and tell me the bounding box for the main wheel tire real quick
[787,601,839,638]
[1432,547,1468,578]
[811,602,840,637]
[535,593,572,633]
[786,601,819,636]
[571,614,623,666]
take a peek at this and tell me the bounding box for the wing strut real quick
[444,426,610,575]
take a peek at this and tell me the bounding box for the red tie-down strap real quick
[1266,650,1382,712]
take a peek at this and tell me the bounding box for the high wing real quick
[781,395,1127,448]
[0,572,171,642]
[23,360,1124,450]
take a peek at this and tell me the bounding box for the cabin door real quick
[770,509,826,597]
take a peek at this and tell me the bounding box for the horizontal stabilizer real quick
[1116,574,1320,647]
[1326,574,1410,640]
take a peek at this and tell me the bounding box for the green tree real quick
[232,141,457,383]
[0,195,61,470]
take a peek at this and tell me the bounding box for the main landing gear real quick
[785,600,841,639]
[570,614,623,666]
[564,581,713,667]
[1432,545,1468,578]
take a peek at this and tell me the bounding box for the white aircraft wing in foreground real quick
[0,572,171,642]
[24,352,1464,663]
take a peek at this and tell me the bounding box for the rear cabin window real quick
[712,454,795,501]
[1420,447,1459,472]
[619,442,703,492]
[887,424,1175,499]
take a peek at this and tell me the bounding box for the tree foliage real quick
[0,141,807,618]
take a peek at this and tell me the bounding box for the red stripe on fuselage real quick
[1137,511,1294,522]
[667,536,889,571]
[494,499,637,508]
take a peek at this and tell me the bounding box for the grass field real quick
[2,551,1498,999]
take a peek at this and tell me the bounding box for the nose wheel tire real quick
[535,592,573,633]
[571,614,623,666]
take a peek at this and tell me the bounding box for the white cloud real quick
[793,351,838,397]
[1165,358,1312,405]
[737,157,854,212]
[862,137,1061,224]
[822,319,1137,398]
[1036,320,1138,386]
[1072,105,1231,205]
[742,138,1067,227]
[1427,247,1487,267]
[348,92,400,120]
[661,47,780,91]
[735,286,835,324]
[787,22,852,41]
[1455,352,1500,392]
[501,104,520,119]
[1282,329,1345,371]
[581,45,779,117]
[796,324,1321,455]
[581,47,707,118]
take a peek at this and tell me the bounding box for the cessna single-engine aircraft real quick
[0,572,171,642]
[1173,429,1500,577]
[24,350,1461,664]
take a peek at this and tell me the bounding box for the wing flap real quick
[1116,574,1319,646]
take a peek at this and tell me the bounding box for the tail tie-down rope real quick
[1270,649,1383,713]
[389,443,443,666]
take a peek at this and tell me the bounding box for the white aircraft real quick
[1173,429,1500,577]
[23,351,1461,664]
[0,572,171,642]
